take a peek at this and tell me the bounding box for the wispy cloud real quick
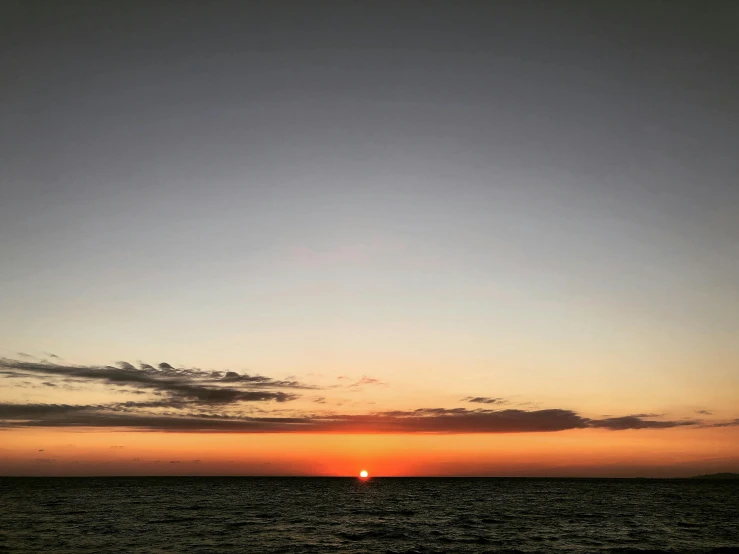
[0,358,308,406]
[0,403,93,418]
[703,419,739,428]
[347,376,387,389]
[463,397,506,405]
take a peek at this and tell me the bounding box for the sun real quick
[359,470,369,478]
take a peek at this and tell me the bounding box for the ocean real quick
[1,477,737,553]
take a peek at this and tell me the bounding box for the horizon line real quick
[1,474,732,479]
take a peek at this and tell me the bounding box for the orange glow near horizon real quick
[1,426,738,478]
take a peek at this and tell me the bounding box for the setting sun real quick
[359,470,369,478]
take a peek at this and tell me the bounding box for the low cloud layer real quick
[0,402,702,434]
[704,419,739,428]
[589,416,695,430]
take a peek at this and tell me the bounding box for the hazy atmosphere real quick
[1,0,738,477]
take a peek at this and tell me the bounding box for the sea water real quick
[1,477,737,553]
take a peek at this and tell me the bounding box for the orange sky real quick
[1,351,738,477]
[2,426,738,477]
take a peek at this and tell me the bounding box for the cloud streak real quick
[0,403,701,434]
[463,397,506,405]
[589,416,697,430]
[0,358,306,406]
[704,419,739,428]
[346,376,387,389]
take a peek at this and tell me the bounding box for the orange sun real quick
[359,470,369,478]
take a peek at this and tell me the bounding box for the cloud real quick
[588,416,698,430]
[347,376,387,389]
[463,397,506,405]
[342,408,591,433]
[704,419,739,428]
[0,403,700,434]
[220,371,271,383]
[0,358,710,436]
[0,403,93,418]
[0,358,306,406]
[696,409,713,415]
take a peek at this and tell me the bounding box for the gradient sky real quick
[1,0,738,477]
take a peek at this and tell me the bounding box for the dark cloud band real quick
[0,402,701,434]
[0,358,306,406]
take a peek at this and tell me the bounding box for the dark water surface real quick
[1,477,738,553]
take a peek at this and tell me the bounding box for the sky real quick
[1,0,738,477]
